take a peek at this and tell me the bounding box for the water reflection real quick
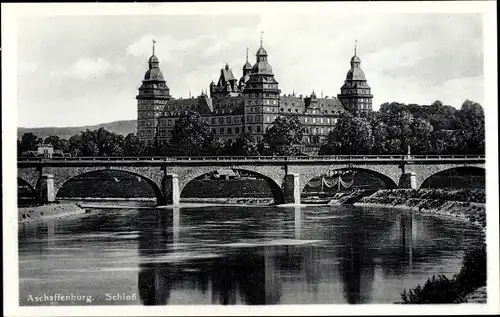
[135,206,425,305]
[136,208,279,304]
[18,205,482,305]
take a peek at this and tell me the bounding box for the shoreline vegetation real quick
[355,188,486,229]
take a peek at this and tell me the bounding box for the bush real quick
[455,242,487,293]
[400,243,487,303]
[401,275,464,304]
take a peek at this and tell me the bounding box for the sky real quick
[16,11,484,128]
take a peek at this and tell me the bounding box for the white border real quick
[2,2,499,316]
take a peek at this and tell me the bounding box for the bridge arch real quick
[55,169,164,203]
[300,167,398,195]
[178,168,285,204]
[419,166,485,189]
[18,177,38,202]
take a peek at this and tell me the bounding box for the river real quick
[18,203,482,305]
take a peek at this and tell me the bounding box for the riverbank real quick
[355,189,486,228]
[18,202,87,223]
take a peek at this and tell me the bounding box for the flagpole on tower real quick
[152,39,156,55]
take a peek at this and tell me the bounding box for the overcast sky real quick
[16,12,484,128]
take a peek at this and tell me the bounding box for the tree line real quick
[18,99,485,157]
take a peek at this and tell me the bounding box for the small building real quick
[37,143,54,158]
[214,169,239,180]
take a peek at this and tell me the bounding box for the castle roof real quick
[243,61,253,70]
[345,68,366,81]
[350,55,361,63]
[144,54,165,81]
[251,60,273,75]
[279,95,345,115]
[221,67,236,82]
[256,46,267,56]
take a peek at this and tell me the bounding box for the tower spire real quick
[152,39,156,55]
[354,39,357,56]
[246,47,249,62]
[260,31,264,47]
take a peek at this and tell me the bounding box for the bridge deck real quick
[18,155,485,165]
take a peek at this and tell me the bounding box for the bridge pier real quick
[38,174,56,203]
[398,172,417,189]
[283,173,301,204]
[161,173,180,206]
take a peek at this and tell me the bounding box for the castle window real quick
[235,117,239,123]
[312,118,316,124]
[320,118,324,124]
[219,117,224,124]
[167,119,172,126]
[280,108,284,112]
[212,118,216,124]
[295,109,299,113]
[247,116,252,123]
[305,118,308,123]
[248,126,253,133]
[266,116,270,122]
[228,127,233,135]
[288,108,291,112]
[235,127,240,134]
[227,117,232,123]
[212,128,216,134]
[257,126,261,133]
[220,128,224,134]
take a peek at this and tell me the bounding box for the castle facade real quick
[136,39,373,150]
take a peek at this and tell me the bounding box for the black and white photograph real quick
[2,2,499,316]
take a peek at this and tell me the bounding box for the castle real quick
[136,36,373,151]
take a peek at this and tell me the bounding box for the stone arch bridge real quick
[17,155,485,205]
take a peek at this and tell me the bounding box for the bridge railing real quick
[17,154,485,162]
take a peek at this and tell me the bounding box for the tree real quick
[169,111,215,156]
[319,112,374,155]
[66,128,125,156]
[123,133,145,156]
[68,134,84,156]
[44,135,61,150]
[58,139,70,153]
[20,132,42,153]
[457,100,485,154]
[263,116,305,156]
[407,118,434,154]
[379,105,414,153]
[229,133,260,156]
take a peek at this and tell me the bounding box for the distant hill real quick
[17,120,136,140]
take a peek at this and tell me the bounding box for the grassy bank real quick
[357,189,486,228]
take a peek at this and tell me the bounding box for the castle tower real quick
[136,40,172,145]
[238,48,253,91]
[337,41,373,114]
[243,32,281,141]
